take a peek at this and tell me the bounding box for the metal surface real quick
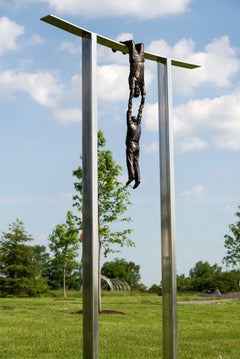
[41,14,200,69]
[158,60,178,359]
[82,33,99,358]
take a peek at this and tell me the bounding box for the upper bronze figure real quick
[120,40,146,113]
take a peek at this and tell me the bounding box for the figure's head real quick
[134,85,140,98]
[131,116,137,123]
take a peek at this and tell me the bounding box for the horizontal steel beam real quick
[41,14,200,69]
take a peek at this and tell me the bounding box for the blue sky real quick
[0,0,240,287]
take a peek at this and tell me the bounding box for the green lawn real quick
[0,292,239,358]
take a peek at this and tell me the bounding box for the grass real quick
[0,292,240,358]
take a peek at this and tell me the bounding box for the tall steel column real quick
[82,33,99,359]
[158,59,178,359]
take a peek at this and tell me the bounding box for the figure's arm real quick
[128,89,134,112]
[126,109,132,126]
[137,88,146,124]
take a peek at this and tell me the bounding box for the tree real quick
[0,219,48,297]
[223,206,240,267]
[73,130,134,310]
[101,258,142,290]
[48,211,80,299]
[32,245,51,280]
[189,261,222,292]
[148,284,162,295]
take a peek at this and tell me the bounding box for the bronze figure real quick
[120,40,146,189]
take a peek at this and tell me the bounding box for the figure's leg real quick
[126,149,135,185]
[120,40,135,49]
[133,148,140,189]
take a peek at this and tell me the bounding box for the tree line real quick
[1,209,240,298]
[1,128,240,298]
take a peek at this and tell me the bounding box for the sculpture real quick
[120,40,146,189]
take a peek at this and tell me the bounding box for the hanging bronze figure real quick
[118,40,146,189]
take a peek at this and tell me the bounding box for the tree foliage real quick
[48,211,80,299]
[176,260,240,294]
[101,258,142,290]
[0,219,48,297]
[223,206,240,267]
[73,130,134,257]
[73,130,134,310]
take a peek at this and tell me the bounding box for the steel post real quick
[158,59,178,359]
[82,33,99,359]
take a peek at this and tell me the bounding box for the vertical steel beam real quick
[158,59,178,359]
[82,33,99,359]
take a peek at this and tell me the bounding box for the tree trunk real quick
[63,265,67,300]
[98,241,102,313]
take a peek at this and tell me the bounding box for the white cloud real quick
[143,90,240,152]
[0,70,62,106]
[143,103,158,131]
[179,184,205,198]
[148,36,240,95]
[173,92,240,151]
[97,64,128,102]
[0,16,24,54]
[0,70,82,123]
[39,0,191,19]
[58,40,81,55]
[29,34,44,45]
[142,35,240,152]
[54,107,82,123]
[178,137,209,152]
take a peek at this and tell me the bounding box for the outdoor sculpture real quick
[118,40,146,189]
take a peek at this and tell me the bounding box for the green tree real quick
[73,130,134,310]
[177,274,192,292]
[0,219,48,297]
[32,245,51,280]
[101,258,141,290]
[189,261,222,292]
[48,211,80,299]
[223,206,240,267]
[148,284,162,295]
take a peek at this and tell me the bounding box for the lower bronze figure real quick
[125,108,142,189]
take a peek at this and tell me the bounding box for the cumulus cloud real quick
[0,70,82,123]
[0,16,24,54]
[173,92,240,151]
[0,70,61,105]
[58,40,81,55]
[39,0,191,19]
[144,91,240,152]
[147,36,240,95]
[97,64,128,102]
[142,35,240,152]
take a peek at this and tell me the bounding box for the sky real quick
[0,0,240,287]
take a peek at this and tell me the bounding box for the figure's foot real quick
[126,178,134,186]
[120,40,134,47]
[133,180,140,189]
